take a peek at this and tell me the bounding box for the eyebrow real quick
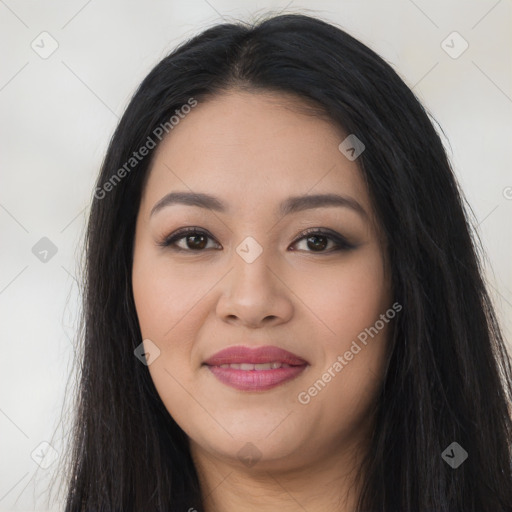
[150,191,367,219]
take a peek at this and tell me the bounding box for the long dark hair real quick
[59,12,512,511]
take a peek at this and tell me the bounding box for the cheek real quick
[132,247,206,418]
[132,247,214,341]
[291,246,390,344]
[292,247,391,402]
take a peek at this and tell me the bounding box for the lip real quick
[204,345,308,391]
[204,345,308,366]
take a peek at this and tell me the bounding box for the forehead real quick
[141,90,373,221]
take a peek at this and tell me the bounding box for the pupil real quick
[307,235,327,251]
[188,234,207,250]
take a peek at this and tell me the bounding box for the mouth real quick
[203,345,309,391]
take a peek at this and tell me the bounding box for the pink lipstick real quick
[203,345,308,391]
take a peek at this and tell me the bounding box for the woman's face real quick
[132,90,393,472]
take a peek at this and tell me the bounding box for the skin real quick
[132,90,393,512]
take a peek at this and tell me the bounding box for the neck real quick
[190,437,367,512]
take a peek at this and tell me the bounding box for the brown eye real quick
[184,233,208,250]
[291,229,354,253]
[306,234,328,251]
[158,228,220,251]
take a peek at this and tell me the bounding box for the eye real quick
[290,228,355,253]
[158,227,220,252]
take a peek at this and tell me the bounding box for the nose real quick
[215,250,294,329]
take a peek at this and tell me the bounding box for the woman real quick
[61,13,512,511]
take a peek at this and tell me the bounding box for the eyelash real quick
[157,226,355,253]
